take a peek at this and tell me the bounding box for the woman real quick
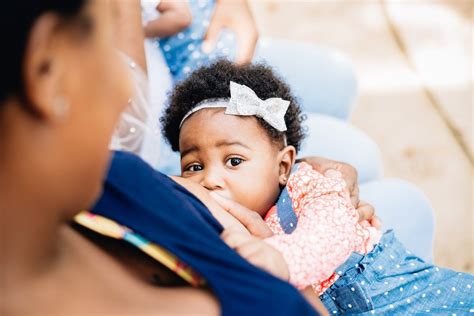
[0,1,329,314]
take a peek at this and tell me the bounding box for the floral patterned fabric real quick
[264,162,381,294]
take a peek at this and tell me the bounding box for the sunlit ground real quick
[251,0,473,272]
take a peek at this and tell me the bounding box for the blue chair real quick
[254,38,358,120]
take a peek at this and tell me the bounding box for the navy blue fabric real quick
[92,151,317,316]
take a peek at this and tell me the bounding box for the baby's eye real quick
[226,157,244,168]
[184,164,203,172]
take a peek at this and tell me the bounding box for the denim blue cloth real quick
[320,230,473,315]
[275,186,298,234]
[156,0,235,83]
[92,151,318,316]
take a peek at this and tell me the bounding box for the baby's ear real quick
[278,145,296,186]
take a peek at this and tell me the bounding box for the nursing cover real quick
[91,151,317,316]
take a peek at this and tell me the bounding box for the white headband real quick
[179,81,290,132]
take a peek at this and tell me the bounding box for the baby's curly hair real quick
[161,60,306,152]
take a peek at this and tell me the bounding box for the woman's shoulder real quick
[6,224,219,316]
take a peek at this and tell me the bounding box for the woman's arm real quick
[111,0,147,72]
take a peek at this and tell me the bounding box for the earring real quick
[53,96,70,120]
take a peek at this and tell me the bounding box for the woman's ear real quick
[277,145,296,186]
[23,13,67,121]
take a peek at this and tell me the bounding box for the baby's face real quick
[179,108,282,217]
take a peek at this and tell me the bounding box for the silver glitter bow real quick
[225,81,290,132]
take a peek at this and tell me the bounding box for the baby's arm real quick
[144,1,192,38]
[264,164,359,289]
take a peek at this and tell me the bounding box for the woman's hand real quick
[301,156,360,207]
[203,0,258,64]
[357,200,382,229]
[300,156,382,227]
[221,227,289,281]
[209,192,273,239]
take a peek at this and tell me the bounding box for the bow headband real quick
[179,81,290,132]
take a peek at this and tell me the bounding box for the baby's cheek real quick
[230,166,280,216]
[186,174,201,183]
[244,183,280,217]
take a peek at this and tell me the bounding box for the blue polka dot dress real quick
[156,0,236,83]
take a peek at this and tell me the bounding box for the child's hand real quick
[144,1,192,38]
[221,227,289,281]
[209,192,273,239]
[203,0,258,64]
[170,176,249,234]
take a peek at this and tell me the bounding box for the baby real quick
[141,0,235,82]
[161,60,473,314]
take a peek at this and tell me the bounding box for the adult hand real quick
[301,156,360,207]
[301,157,382,227]
[203,0,258,64]
[357,200,383,229]
[209,192,273,239]
[221,227,289,281]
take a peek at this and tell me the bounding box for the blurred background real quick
[249,0,473,273]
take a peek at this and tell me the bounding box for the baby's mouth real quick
[209,190,233,201]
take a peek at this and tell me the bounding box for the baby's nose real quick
[200,170,225,191]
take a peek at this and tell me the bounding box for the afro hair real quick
[161,59,306,153]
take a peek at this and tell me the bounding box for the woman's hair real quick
[161,60,306,152]
[1,1,89,105]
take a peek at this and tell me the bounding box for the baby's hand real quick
[221,227,289,281]
[170,176,248,233]
[210,192,273,239]
[203,0,258,64]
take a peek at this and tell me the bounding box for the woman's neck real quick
[1,161,65,286]
[0,108,68,286]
